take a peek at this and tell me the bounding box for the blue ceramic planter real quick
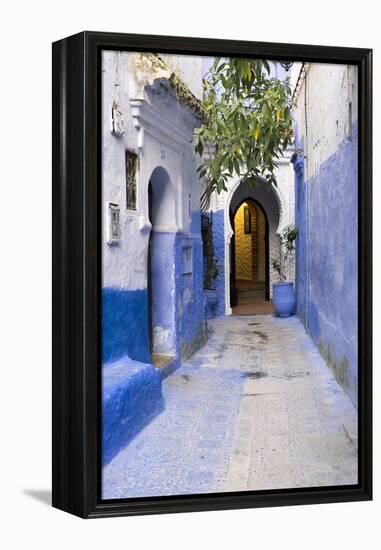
[272,282,296,317]
[204,289,218,319]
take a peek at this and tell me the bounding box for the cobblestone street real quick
[103,315,358,499]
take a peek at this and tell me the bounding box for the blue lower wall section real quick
[211,209,226,316]
[102,222,208,365]
[102,357,164,465]
[176,213,207,358]
[102,288,150,364]
[293,141,307,324]
[151,232,177,354]
[294,124,358,404]
[190,209,201,235]
[102,215,208,466]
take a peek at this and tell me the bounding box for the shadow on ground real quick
[23,489,51,506]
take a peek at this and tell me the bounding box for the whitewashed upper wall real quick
[102,50,204,290]
[102,51,141,290]
[291,62,358,177]
[159,54,203,99]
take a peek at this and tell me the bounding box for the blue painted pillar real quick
[291,150,307,324]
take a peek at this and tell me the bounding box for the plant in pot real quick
[201,214,220,317]
[204,255,219,318]
[271,224,298,317]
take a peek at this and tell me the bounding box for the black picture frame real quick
[52,31,372,519]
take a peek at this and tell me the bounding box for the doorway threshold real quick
[232,302,274,315]
[151,354,178,379]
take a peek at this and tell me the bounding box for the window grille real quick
[125,151,138,210]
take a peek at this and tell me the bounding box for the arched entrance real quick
[230,198,270,311]
[223,176,284,316]
[147,167,177,367]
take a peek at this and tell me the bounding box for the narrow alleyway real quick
[103,315,358,499]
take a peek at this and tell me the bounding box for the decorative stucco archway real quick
[223,176,288,315]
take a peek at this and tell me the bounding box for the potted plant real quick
[204,255,219,317]
[201,214,220,317]
[271,224,298,317]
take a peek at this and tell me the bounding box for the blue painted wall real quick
[102,357,164,465]
[294,124,358,404]
[102,287,151,364]
[147,213,207,360]
[102,213,207,466]
[292,136,307,324]
[176,213,207,358]
[211,209,226,316]
[150,232,177,354]
[103,218,207,367]
[102,287,164,464]
[190,208,201,235]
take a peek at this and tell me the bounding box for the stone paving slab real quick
[223,315,358,492]
[102,362,244,498]
[102,314,358,499]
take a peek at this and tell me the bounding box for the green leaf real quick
[194,56,293,195]
[233,157,240,176]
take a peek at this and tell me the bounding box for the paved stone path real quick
[102,315,357,499]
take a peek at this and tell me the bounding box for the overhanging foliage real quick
[194,58,293,210]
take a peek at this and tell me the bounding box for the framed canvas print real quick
[52,32,372,518]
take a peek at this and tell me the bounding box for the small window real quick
[125,151,138,210]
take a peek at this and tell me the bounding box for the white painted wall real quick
[102,50,204,291]
[160,54,204,99]
[291,62,358,175]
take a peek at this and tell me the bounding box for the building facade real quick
[100,55,358,467]
[291,62,358,405]
[205,152,296,316]
[101,52,208,463]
